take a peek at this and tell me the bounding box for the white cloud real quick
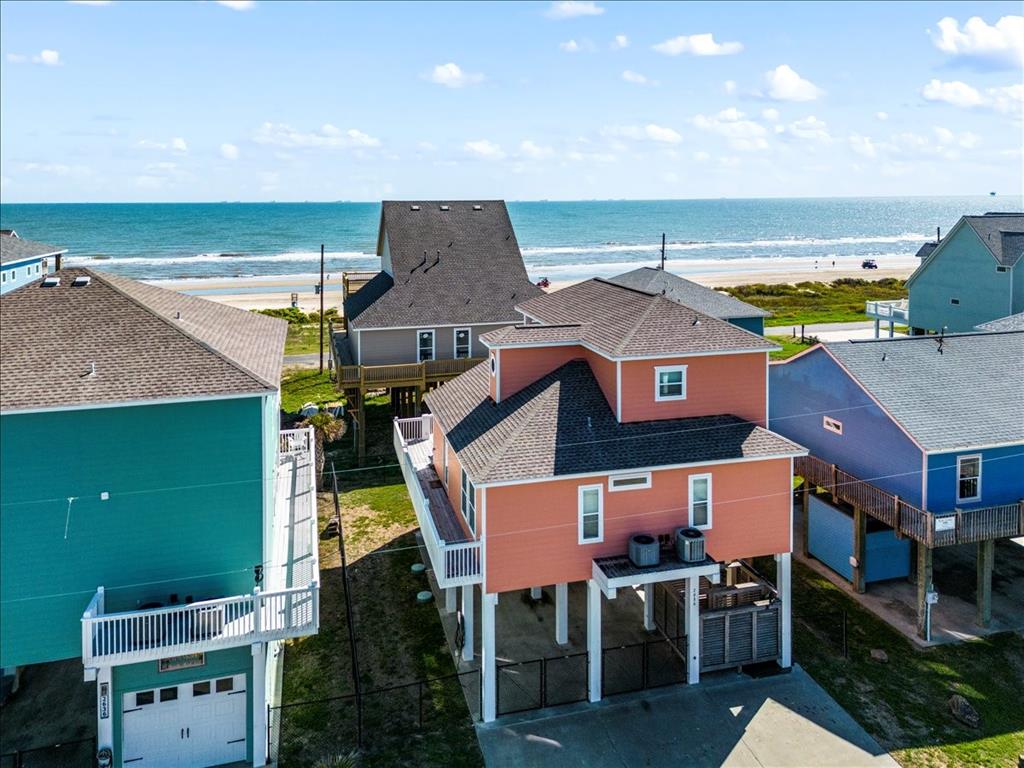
[987,83,1024,115]
[763,65,823,102]
[6,54,27,64]
[560,39,581,52]
[23,162,92,177]
[8,49,62,66]
[622,70,655,86]
[137,137,189,153]
[220,143,240,160]
[692,109,768,150]
[216,0,256,9]
[653,33,743,56]
[645,124,682,143]
[761,108,780,122]
[544,1,604,19]
[611,34,629,49]
[933,126,980,148]
[416,141,437,152]
[426,62,484,88]
[921,79,984,108]
[875,111,889,121]
[848,134,877,159]
[464,139,505,159]
[171,137,188,153]
[253,123,381,148]
[520,140,554,159]
[930,15,1024,69]
[723,80,737,95]
[692,151,711,162]
[601,124,682,144]
[783,115,831,142]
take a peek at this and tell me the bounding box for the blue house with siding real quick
[769,331,1024,638]
[0,268,319,767]
[0,230,67,294]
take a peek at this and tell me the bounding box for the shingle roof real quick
[822,331,1024,452]
[425,360,804,484]
[0,234,66,265]
[963,213,1024,267]
[514,278,777,358]
[1,268,286,412]
[914,242,938,260]
[974,312,1024,332]
[609,267,770,319]
[479,324,585,346]
[345,200,543,329]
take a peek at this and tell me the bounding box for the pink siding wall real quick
[483,458,791,593]
[619,353,767,425]
[498,345,585,400]
[582,348,617,415]
[431,418,477,540]
[488,351,497,402]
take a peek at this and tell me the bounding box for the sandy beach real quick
[153,261,916,313]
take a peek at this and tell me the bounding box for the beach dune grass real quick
[721,278,907,327]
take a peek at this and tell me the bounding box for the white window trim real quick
[461,468,477,534]
[608,472,652,492]
[823,416,843,435]
[442,438,449,488]
[956,454,982,504]
[654,364,687,402]
[416,329,435,363]
[453,327,472,359]
[688,473,712,530]
[577,484,604,544]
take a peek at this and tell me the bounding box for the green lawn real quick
[767,335,816,360]
[285,323,328,356]
[718,278,907,327]
[788,560,1024,767]
[280,369,338,414]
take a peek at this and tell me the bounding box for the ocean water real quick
[1,197,1019,284]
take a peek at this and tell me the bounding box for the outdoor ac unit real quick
[675,527,705,563]
[628,533,660,568]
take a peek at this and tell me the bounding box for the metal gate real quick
[496,652,589,716]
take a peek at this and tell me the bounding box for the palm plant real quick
[300,410,347,486]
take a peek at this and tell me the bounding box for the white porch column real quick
[461,585,475,662]
[481,591,497,723]
[686,576,700,684]
[530,586,543,600]
[587,579,602,702]
[445,587,457,614]
[642,582,655,631]
[96,666,113,757]
[776,552,792,668]
[252,642,268,767]
[555,582,568,645]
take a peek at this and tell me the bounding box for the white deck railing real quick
[280,427,314,456]
[82,584,319,667]
[865,299,910,323]
[393,417,482,588]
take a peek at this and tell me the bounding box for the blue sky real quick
[1,0,1021,202]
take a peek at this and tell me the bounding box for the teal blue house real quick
[0,269,319,767]
[899,213,1023,334]
[0,230,66,294]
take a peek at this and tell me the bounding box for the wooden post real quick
[356,389,366,465]
[852,506,867,594]
[916,544,933,640]
[800,481,810,558]
[976,539,994,628]
[893,495,902,539]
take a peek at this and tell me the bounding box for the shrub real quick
[255,307,309,324]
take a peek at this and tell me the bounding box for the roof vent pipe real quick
[936,226,941,243]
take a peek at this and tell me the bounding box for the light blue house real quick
[769,331,1024,638]
[0,230,67,294]
[867,213,1024,335]
[0,268,319,767]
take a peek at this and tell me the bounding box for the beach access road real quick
[767,321,906,343]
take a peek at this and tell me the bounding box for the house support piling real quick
[481,592,497,723]
[530,586,543,600]
[776,552,792,668]
[587,579,602,702]
[461,585,475,661]
[642,583,655,631]
[251,643,267,767]
[916,545,934,640]
[852,506,867,594]
[445,587,457,614]
[555,582,568,645]
[976,539,994,628]
[685,576,700,684]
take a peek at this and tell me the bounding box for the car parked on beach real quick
[861,259,878,269]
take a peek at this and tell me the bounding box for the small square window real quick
[193,681,211,696]
[135,690,155,706]
[159,687,178,702]
[950,298,960,305]
[216,677,234,693]
[655,365,687,401]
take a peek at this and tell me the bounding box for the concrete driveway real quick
[766,321,906,343]
[477,665,896,768]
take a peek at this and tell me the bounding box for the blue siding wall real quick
[769,349,924,506]
[0,258,44,295]
[729,316,764,335]
[926,444,1024,513]
[807,496,910,583]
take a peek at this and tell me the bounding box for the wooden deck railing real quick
[795,454,1023,548]
[337,356,484,389]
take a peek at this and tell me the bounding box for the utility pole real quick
[660,233,666,270]
[319,243,325,373]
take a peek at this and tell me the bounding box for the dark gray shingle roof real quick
[1,268,286,412]
[479,324,585,346]
[823,331,1024,452]
[425,360,804,483]
[975,312,1024,332]
[0,235,66,265]
[515,279,777,358]
[609,267,770,319]
[963,213,1024,267]
[345,201,543,329]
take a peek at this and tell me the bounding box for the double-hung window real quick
[578,484,603,543]
[956,455,981,503]
[461,469,477,534]
[689,474,712,529]
[417,329,435,362]
[454,328,471,359]
[655,365,687,401]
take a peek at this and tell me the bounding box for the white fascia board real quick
[924,440,1024,455]
[1,389,271,416]
[481,337,778,360]
[591,558,721,597]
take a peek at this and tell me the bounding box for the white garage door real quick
[122,673,247,767]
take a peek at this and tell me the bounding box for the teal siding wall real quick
[113,646,254,767]
[729,316,764,335]
[908,224,1014,333]
[0,396,266,668]
[1013,264,1023,314]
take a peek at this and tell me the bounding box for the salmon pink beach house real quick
[393,278,806,722]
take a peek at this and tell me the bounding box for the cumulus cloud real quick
[464,139,505,159]
[253,123,381,148]
[622,70,656,86]
[216,0,256,9]
[763,64,823,102]
[875,111,889,121]
[520,140,555,159]
[425,62,485,88]
[611,34,629,49]
[782,115,831,142]
[692,108,768,150]
[602,124,682,144]
[921,79,984,108]
[560,39,581,52]
[929,15,1024,69]
[220,143,240,160]
[761,108,780,122]
[848,134,877,159]
[137,137,189,153]
[7,49,62,66]
[544,1,604,19]
[653,33,743,56]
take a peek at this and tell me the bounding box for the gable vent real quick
[410,205,421,211]
[72,275,91,287]
[42,276,60,287]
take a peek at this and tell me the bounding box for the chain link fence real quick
[0,738,96,768]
